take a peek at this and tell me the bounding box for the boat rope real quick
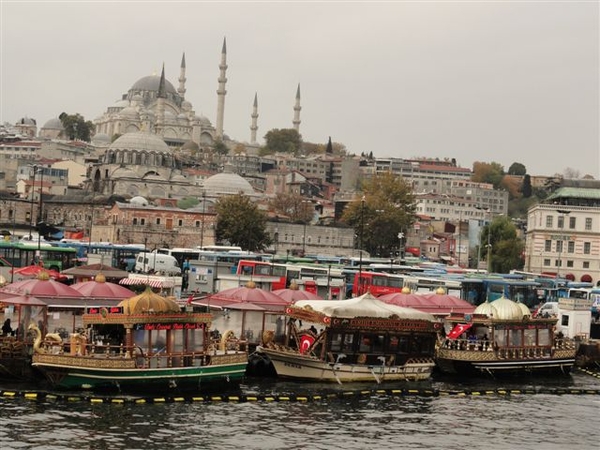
[1,385,600,405]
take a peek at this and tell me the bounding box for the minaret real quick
[178,52,186,98]
[215,37,228,140]
[250,93,259,144]
[293,83,301,133]
[155,64,166,137]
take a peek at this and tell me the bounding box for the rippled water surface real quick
[1,373,598,450]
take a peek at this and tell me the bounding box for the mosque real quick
[87,38,295,201]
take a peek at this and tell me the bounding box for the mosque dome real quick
[18,117,36,125]
[143,173,167,182]
[170,173,188,182]
[92,133,111,145]
[130,196,149,206]
[131,94,144,102]
[42,118,64,130]
[181,100,192,110]
[130,75,177,95]
[113,99,130,108]
[203,172,254,196]
[109,132,170,153]
[119,107,139,118]
[196,115,212,126]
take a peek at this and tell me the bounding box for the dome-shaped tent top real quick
[118,287,180,314]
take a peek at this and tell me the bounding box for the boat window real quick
[359,334,372,352]
[388,335,399,353]
[342,334,354,352]
[494,330,507,347]
[509,329,522,347]
[524,329,536,346]
[373,334,385,353]
[397,336,409,354]
[151,330,167,354]
[538,329,551,346]
[330,333,343,352]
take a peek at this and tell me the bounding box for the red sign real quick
[88,306,123,315]
[133,323,205,331]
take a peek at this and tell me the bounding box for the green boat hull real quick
[33,361,247,392]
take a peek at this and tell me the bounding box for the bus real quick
[0,241,78,272]
[352,271,405,297]
[157,247,203,268]
[198,245,243,253]
[236,260,288,290]
[459,276,541,309]
[54,241,146,271]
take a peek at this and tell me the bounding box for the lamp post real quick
[556,209,571,278]
[200,191,206,248]
[358,196,366,284]
[27,165,38,245]
[456,210,462,267]
[301,200,312,256]
[37,166,44,255]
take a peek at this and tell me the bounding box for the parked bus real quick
[0,241,78,272]
[352,271,405,297]
[157,247,203,268]
[198,245,243,253]
[459,276,541,309]
[236,260,288,290]
[54,241,146,271]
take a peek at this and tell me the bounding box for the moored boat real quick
[256,292,439,384]
[436,296,577,376]
[31,288,248,391]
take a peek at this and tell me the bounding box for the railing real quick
[440,337,576,356]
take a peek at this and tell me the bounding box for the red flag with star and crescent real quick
[299,334,315,354]
[447,323,473,340]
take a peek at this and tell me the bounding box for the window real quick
[140,218,145,225]
[557,215,565,229]
[133,218,138,225]
[585,218,592,231]
[546,216,553,228]
[567,241,575,253]
[544,240,551,252]
[583,261,590,269]
[195,221,200,227]
[156,218,161,225]
[556,240,563,253]
[583,242,591,254]
[543,259,551,267]
[566,261,573,268]
[569,216,576,229]
[178,219,183,227]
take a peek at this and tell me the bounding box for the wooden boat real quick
[256,292,440,384]
[31,288,248,391]
[436,296,577,376]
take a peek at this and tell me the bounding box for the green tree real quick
[481,215,524,273]
[521,174,532,198]
[342,173,415,257]
[269,192,313,223]
[215,194,271,251]
[471,161,505,189]
[59,112,95,142]
[262,128,302,155]
[508,162,527,176]
[213,139,229,155]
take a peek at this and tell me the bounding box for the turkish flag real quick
[298,334,315,354]
[447,323,473,340]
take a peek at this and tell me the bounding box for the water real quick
[1,373,598,450]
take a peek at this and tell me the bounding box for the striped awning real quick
[119,277,174,288]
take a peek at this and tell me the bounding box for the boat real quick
[255,292,440,384]
[435,296,577,376]
[31,288,248,391]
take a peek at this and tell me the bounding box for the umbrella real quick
[272,288,323,302]
[0,273,81,298]
[378,292,475,316]
[61,263,130,279]
[10,265,68,281]
[0,294,47,307]
[208,283,291,311]
[71,273,136,299]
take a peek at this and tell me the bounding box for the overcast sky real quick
[2,1,598,178]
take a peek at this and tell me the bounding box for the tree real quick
[177,197,199,209]
[521,174,532,198]
[341,172,415,257]
[213,139,229,155]
[471,162,505,189]
[481,215,524,273]
[269,192,313,223]
[59,112,95,142]
[262,128,302,155]
[215,194,271,251]
[508,162,526,176]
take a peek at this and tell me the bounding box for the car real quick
[534,301,559,318]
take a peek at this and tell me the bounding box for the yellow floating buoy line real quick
[1,385,600,405]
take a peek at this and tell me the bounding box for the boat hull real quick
[32,353,248,391]
[258,347,434,383]
[436,347,576,376]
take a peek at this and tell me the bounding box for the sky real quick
[1,0,599,178]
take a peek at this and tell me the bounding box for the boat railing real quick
[441,337,577,357]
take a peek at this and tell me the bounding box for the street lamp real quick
[37,166,45,255]
[556,209,571,278]
[358,196,366,281]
